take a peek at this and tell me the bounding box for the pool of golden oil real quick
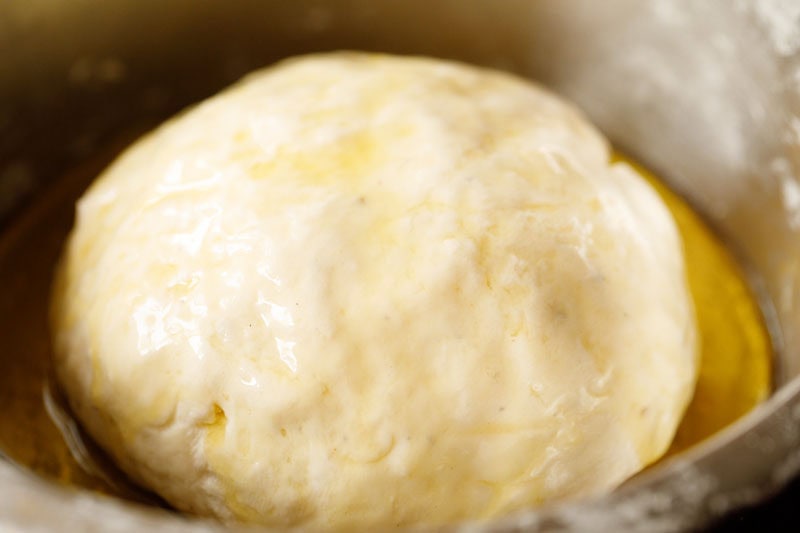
[616,155,772,457]
[0,138,772,504]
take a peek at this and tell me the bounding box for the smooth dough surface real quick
[51,53,698,530]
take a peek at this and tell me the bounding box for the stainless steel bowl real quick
[2,1,800,531]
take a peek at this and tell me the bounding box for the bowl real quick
[1,1,799,531]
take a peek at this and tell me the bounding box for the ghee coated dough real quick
[52,53,698,530]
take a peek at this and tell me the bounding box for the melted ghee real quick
[0,140,772,504]
[613,154,772,456]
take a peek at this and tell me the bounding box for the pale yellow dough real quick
[51,53,698,530]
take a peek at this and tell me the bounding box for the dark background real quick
[713,475,800,532]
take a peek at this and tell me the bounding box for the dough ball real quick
[51,53,697,530]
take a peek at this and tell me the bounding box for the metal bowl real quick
[1,1,800,531]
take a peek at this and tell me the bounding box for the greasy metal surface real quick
[1,0,799,531]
